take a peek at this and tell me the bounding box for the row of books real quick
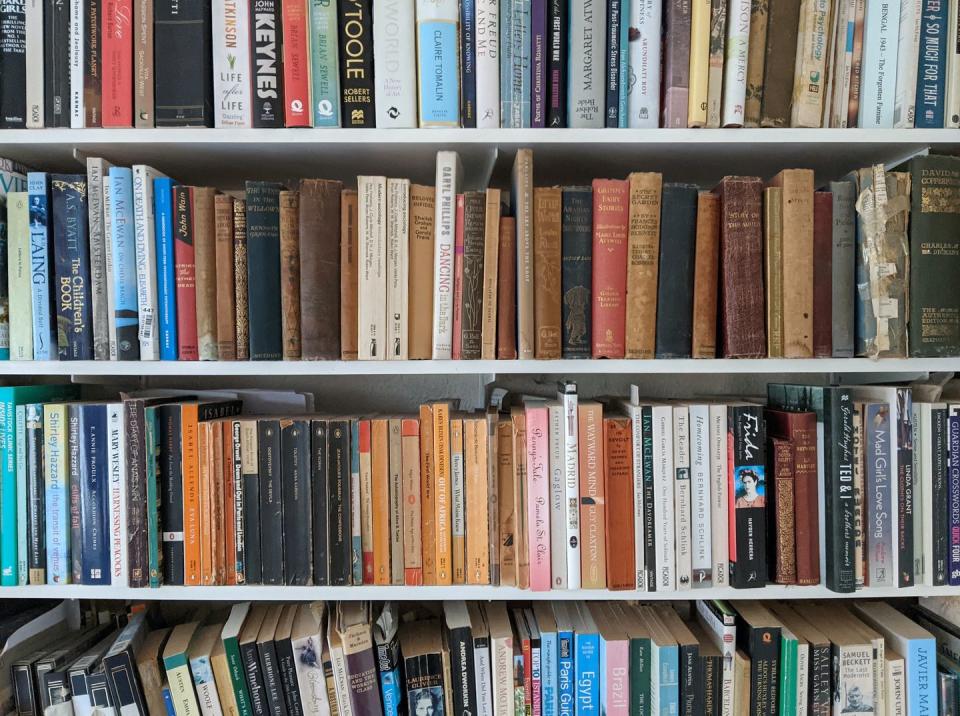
[2,150,959,363]
[1,0,958,130]
[8,596,960,716]
[2,375,958,593]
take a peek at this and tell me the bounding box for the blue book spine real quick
[15,404,26,585]
[617,0,629,127]
[27,172,56,361]
[108,167,140,360]
[907,637,937,713]
[512,0,531,127]
[310,0,341,126]
[461,0,478,126]
[500,0,515,126]
[530,0,547,127]
[541,629,558,716]
[949,414,960,585]
[0,394,14,584]
[416,8,461,126]
[153,178,178,360]
[0,210,8,360]
[658,645,679,715]
[44,405,69,584]
[161,686,176,716]
[51,175,93,360]
[350,420,363,585]
[558,631,575,716]
[915,0,948,128]
[79,404,110,585]
[605,0,621,127]
[575,632,599,715]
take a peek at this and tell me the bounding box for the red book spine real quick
[813,191,833,358]
[590,179,629,358]
[603,416,635,590]
[359,419,374,584]
[174,186,200,360]
[452,194,465,360]
[281,0,312,127]
[101,0,133,127]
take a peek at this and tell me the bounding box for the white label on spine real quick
[374,0,417,127]
[431,151,461,359]
[475,0,500,127]
[627,0,661,126]
[212,0,253,127]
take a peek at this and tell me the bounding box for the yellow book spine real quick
[433,403,452,585]
[688,0,712,126]
[451,418,465,584]
[465,418,490,585]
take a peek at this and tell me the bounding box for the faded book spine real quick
[408,184,435,359]
[829,181,855,356]
[298,179,343,360]
[279,190,302,359]
[533,187,562,359]
[624,173,661,359]
[721,0,750,126]
[627,0,661,126]
[214,194,236,360]
[561,187,592,359]
[567,0,605,126]
[655,183,698,359]
[232,198,249,360]
[191,187,219,361]
[461,192,486,360]
[759,0,802,126]
[496,217,518,360]
[512,149,535,359]
[358,176,386,360]
[480,188,501,359]
[662,0,692,126]
[245,181,284,360]
[340,189,359,360]
[743,0,768,125]
[590,179,629,358]
[691,191,719,358]
[282,0,312,127]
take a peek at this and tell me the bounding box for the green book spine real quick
[224,635,253,716]
[145,407,161,588]
[309,0,341,127]
[630,636,651,716]
[778,635,797,716]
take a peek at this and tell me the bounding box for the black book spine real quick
[337,0,375,127]
[275,635,305,716]
[311,420,329,586]
[87,673,114,709]
[655,183,698,358]
[728,404,767,588]
[124,399,149,588]
[447,625,476,715]
[934,406,949,586]
[827,388,856,592]
[746,627,779,716]
[701,653,721,716]
[154,0,214,126]
[43,671,70,706]
[560,186,592,358]
[546,0,565,127]
[402,653,445,705]
[641,405,657,590]
[604,0,621,127]
[84,0,101,126]
[103,650,148,716]
[232,420,246,584]
[329,420,352,585]
[460,0,476,127]
[26,404,45,584]
[242,423,263,585]
[196,400,243,421]
[51,174,94,360]
[259,419,284,585]
[0,0,27,127]
[245,182,284,360]
[241,641,269,716]
[249,0,284,127]
[44,0,69,127]
[258,640,288,716]
[280,419,311,586]
[808,642,831,716]
[158,404,185,585]
[678,644,699,716]
[13,662,38,715]
[67,404,83,584]
[897,388,914,587]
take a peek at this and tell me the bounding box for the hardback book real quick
[766,437,797,584]
[760,0,801,126]
[0,0,28,127]
[706,0,725,124]
[560,186,592,359]
[106,167,140,360]
[655,606,702,715]
[655,183,698,359]
[43,0,69,127]
[494,416,515,586]
[50,174,93,360]
[728,403,767,588]
[281,0,312,127]
[154,0,213,126]
[432,152,462,359]
[721,0,749,126]
[662,0,692,126]
[766,187,784,356]
[249,0,284,127]
[590,178,629,358]
[27,173,56,361]
[567,0,605,126]
[309,0,340,126]
[812,190,833,357]
[533,187,561,359]
[475,0,499,127]
[173,186,199,360]
[408,184,435,360]
[830,179,856,357]
[496,216,518,359]
[627,0,661,126]
[512,149,535,358]
[691,191,719,358]
[191,187,219,361]
[340,189,359,360]
[624,173,662,359]
[688,0,710,127]
[414,0,459,125]
[212,0,251,127]
[373,0,415,126]
[213,194,237,360]
[278,190,301,359]
[480,188,501,359]
[338,0,375,127]
[245,182,284,360]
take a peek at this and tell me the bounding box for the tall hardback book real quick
[282,0,312,127]
[662,0,692,126]
[212,0,252,127]
[567,0,605,126]
[50,175,93,360]
[830,180,856,357]
[496,217,518,360]
[655,183,698,359]
[713,176,766,358]
[213,194,237,360]
[415,0,459,126]
[533,187,562,359]
[590,178,629,358]
[728,403,768,588]
[154,0,213,126]
[812,190,833,357]
[309,0,340,126]
[338,0,375,127]
[604,415,635,590]
[624,173,661,359]
[249,0,284,127]
[298,179,342,360]
[373,0,416,127]
[279,190,302,359]
[560,186,592,359]
[480,188,501,359]
[512,149,535,359]
[760,0,801,126]
[232,198,248,360]
[245,182,284,360]
[432,152,462,359]
[691,191,720,358]
[45,0,71,127]
[766,437,797,584]
[191,187,219,361]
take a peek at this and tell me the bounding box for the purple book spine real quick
[662,0,691,127]
[949,414,960,585]
[530,0,548,127]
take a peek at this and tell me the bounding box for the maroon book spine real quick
[174,186,200,360]
[813,191,833,358]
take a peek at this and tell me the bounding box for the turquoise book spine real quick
[310,0,341,126]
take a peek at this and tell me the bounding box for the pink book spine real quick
[452,194,465,360]
[525,403,552,591]
[604,640,630,714]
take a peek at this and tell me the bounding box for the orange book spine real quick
[181,404,201,586]
[198,419,214,585]
[358,419,374,583]
[222,422,237,586]
[401,418,423,586]
[496,419,516,586]
[603,415,635,590]
[578,401,607,589]
[372,419,391,585]
[465,417,490,585]
[433,403,452,585]
[511,407,529,590]
[419,405,437,585]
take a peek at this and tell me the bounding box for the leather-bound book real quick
[512,149,535,359]
[759,0,802,127]
[561,186,592,359]
[173,185,199,360]
[340,189,359,360]
[533,187,562,359]
[767,169,813,357]
[298,179,343,360]
[461,191,486,360]
[624,173,662,359]
[496,216,518,360]
[408,184,436,360]
[713,176,766,358]
[590,179,629,358]
[766,437,797,584]
[764,186,784,357]
[813,191,833,358]
[691,191,720,358]
[245,181,284,360]
[279,190,302,360]
[654,183,698,358]
[603,415,634,590]
[232,199,249,360]
[744,0,769,126]
[214,194,237,360]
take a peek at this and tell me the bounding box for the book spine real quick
[728,404,767,588]
[691,191,719,358]
[249,0,284,127]
[673,407,692,590]
[107,168,140,360]
[337,0,375,127]
[575,632,599,712]
[560,187,592,358]
[51,174,94,360]
[358,419,374,583]
[500,0,513,126]
[721,0,750,125]
[858,0,901,126]
[914,0,948,127]
[43,404,69,583]
[480,188,501,359]
[15,405,27,585]
[567,0,604,125]
[78,412,109,586]
[132,166,159,359]
[510,0,531,127]
[357,176,386,360]
[546,0,564,126]
[530,0,546,126]
[950,413,960,584]
[240,642,267,716]
[898,390,915,588]
[282,420,312,585]
[431,153,460,358]
[107,402,127,585]
[689,405,711,586]
[213,195,236,360]
[310,0,340,126]
[44,0,70,127]
[278,190,301,359]
[172,186,198,360]
[451,419,465,583]
[240,420,261,583]
[28,173,56,361]
[101,0,132,125]
[282,0,312,127]
[578,403,607,588]
[590,179,628,358]
[8,194,33,360]
[790,0,830,126]
[532,187,561,358]
[192,187,220,361]
[0,396,16,584]
[867,401,895,587]
[624,173,662,359]
[704,0,725,127]
[245,182,283,359]
[604,415,635,590]
[26,404,44,584]
[461,0,478,126]
[258,421,283,585]
[655,183,698,358]
[548,404,566,589]
[687,0,709,127]
[387,179,410,359]
[310,421,329,586]
[475,0,500,126]
[769,438,797,583]
[370,0,416,127]
[83,0,100,126]
[512,150,535,358]
[212,0,252,127]
[626,0,660,126]
[233,198,249,360]
[496,216,517,359]
[154,178,178,359]
[124,400,148,587]
[893,0,922,127]
[847,0,867,126]
[25,0,43,128]
[0,0,28,128]
[85,160,109,359]
[525,405,552,590]
[415,0,459,125]
[157,406,184,584]
[662,0,691,126]
[640,406,657,589]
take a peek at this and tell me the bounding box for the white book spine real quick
[627,0,661,126]
[567,0,606,126]
[652,405,675,591]
[475,0,500,127]
[212,0,253,127]
[107,403,128,587]
[821,0,840,127]
[386,178,410,360]
[708,404,728,588]
[474,642,494,716]
[893,0,921,126]
[431,151,461,359]
[795,641,809,716]
[69,0,83,127]
[548,403,567,589]
[859,0,901,127]
[947,0,960,126]
[293,635,332,716]
[695,601,736,714]
[358,176,387,360]
[673,406,691,590]
[132,165,162,360]
[25,0,44,128]
[649,640,660,714]
[374,0,417,127]
[625,402,646,590]
[689,404,712,587]
[102,179,119,360]
[559,386,581,590]
[329,644,352,716]
[192,664,225,716]
[720,0,750,126]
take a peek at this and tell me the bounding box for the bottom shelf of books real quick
[4,596,960,716]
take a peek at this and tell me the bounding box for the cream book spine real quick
[687,0,711,126]
[475,0,500,127]
[358,176,387,360]
[374,0,417,127]
[431,151,462,359]
[212,0,253,127]
[386,178,410,359]
[790,0,831,127]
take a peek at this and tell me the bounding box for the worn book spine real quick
[714,176,766,358]
[480,188,501,359]
[44,0,70,127]
[768,437,797,583]
[759,0,802,125]
[512,149,535,359]
[764,186,784,357]
[433,404,452,585]
[173,186,199,360]
[123,399,148,587]
[0,0,28,128]
[655,183,698,359]
[847,0,867,126]
[212,0,251,127]
[338,0,375,126]
[452,196,465,360]
[133,0,153,126]
[419,406,437,584]
[769,169,814,357]
[509,0,531,127]
[232,198,249,361]
[662,0,692,126]
[728,405,767,588]
[567,0,604,125]
[691,192,720,358]
[705,0,726,127]
[461,191,486,359]
[590,179,629,358]
[813,191,833,357]
[496,216,518,359]
[408,184,435,359]
[154,0,213,126]
[278,190,302,359]
[388,419,404,584]
[687,0,710,126]
[578,402,606,588]
[245,182,283,360]
[828,181,855,356]
[297,180,342,359]
[743,0,769,125]
[249,0,284,127]
[624,173,662,359]
[432,152,461,358]
[282,0,312,127]
[401,418,422,584]
[533,187,562,359]
[339,189,359,360]
[371,419,392,584]
[191,187,219,361]
[560,187,592,359]
[51,175,93,360]
[214,194,236,360]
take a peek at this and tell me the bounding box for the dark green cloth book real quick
[245,182,284,360]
